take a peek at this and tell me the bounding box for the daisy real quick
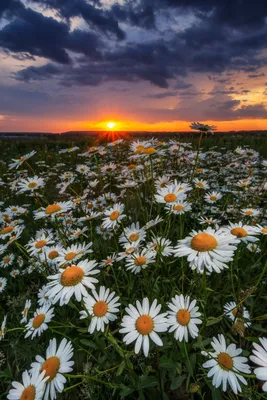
[148,236,174,256]
[241,208,260,217]
[0,277,7,292]
[34,202,73,220]
[250,338,267,392]
[173,227,238,274]
[167,200,192,215]
[17,176,45,193]
[120,298,168,357]
[46,259,100,305]
[30,338,74,400]
[7,368,48,400]
[21,299,32,324]
[255,224,267,235]
[119,222,146,246]
[155,182,185,205]
[199,217,219,225]
[26,233,54,257]
[0,315,7,340]
[125,248,156,274]
[247,243,261,253]
[80,286,120,333]
[102,203,126,229]
[41,245,63,264]
[223,301,251,328]
[56,242,93,266]
[144,216,163,230]
[8,150,36,169]
[37,285,52,307]
[193,178,210,190]
[204,191,222,204]
[99,253,117,268]
[25,304,54,339]
[202,334,250,394]
[167,295,202,341]
[0,253,15,268]
[226,222,259,244]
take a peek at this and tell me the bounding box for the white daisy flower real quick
[193,178,210,190]
[255,224,267,235]
[30,338,74,400]
[0,277,7,292]
[119,222,146,246]
[21,299,32,324]
[8,150,36,170]
[204,191,222,204]
[17,176,45,193]
[241,208,260,217]
[167,200,192,215]
[7,368,48,400]
[148,236,174,256]
[0,253,15,268]
[24,304,54,339]
[120,298,168,357]
[125,248,156,274]
[102,203,126,229]
[167,295,202,341]
[173,227,238,274]
[250,338,267,392]
[155,182,185,205]
[80,286,120,333]
[37,285,52,307]
[46,259,100,305]
[56,242,93,266]
[223,301,251,328]
[247,243,261,253]
[226,222,259,244]
[202,334,250,394]
[26,233,54,257]
[0,315,7,340]
[34,202,73,220]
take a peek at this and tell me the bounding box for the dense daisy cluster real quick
[0,132,267,399]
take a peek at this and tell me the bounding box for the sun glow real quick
[106,121,116,129]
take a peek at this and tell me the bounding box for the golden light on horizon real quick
[106,121,116,129]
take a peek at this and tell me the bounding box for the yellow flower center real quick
[129,233,140,242]
[110,211,120,221]
[87,203,93,209]
[245,210,253,215]
[3,257,11,264]
[93,301,108,317]
[41,356,60,382]
[48,250,59,260]
[20,385,35,400]
[35,240,47,249]
[45,204,62,215]
[65,252,77,261]
[136,315,154,335]
[164,193,177,203]
[128,164,136,169]
[217,352,233,370]
[197,182,204,188]
[105,258,113,264]
[191,233,218,252]
[173,205,183,211]
[261,228,267,233]
[210,196,217,201]
[134,256,147,266]
[0,282,2,287]
[32,313,45,328]
[176,309,191,326]
[28,182,37,188]
[143,147,156,154]
[1,226,14,234]
[23,308,28,317]
[196,168,203,172]
[60,266,84,286]
[231,227,247,238]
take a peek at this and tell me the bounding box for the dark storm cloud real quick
[30,0,125,39]
[0,5,102,64]
[247,72,265,78]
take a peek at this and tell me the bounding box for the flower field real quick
[1,131,267,399]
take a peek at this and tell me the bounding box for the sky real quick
[1,0,267,132]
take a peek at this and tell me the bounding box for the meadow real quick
[0,130,267,400]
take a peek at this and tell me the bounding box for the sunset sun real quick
[106,122,116,129]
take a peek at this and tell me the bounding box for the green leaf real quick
[206,316,223,326]
[120,385,135,398]
[138,376,158,390]
[170,375,186,390]
[79,339,98,350]
[159,356,177,369]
